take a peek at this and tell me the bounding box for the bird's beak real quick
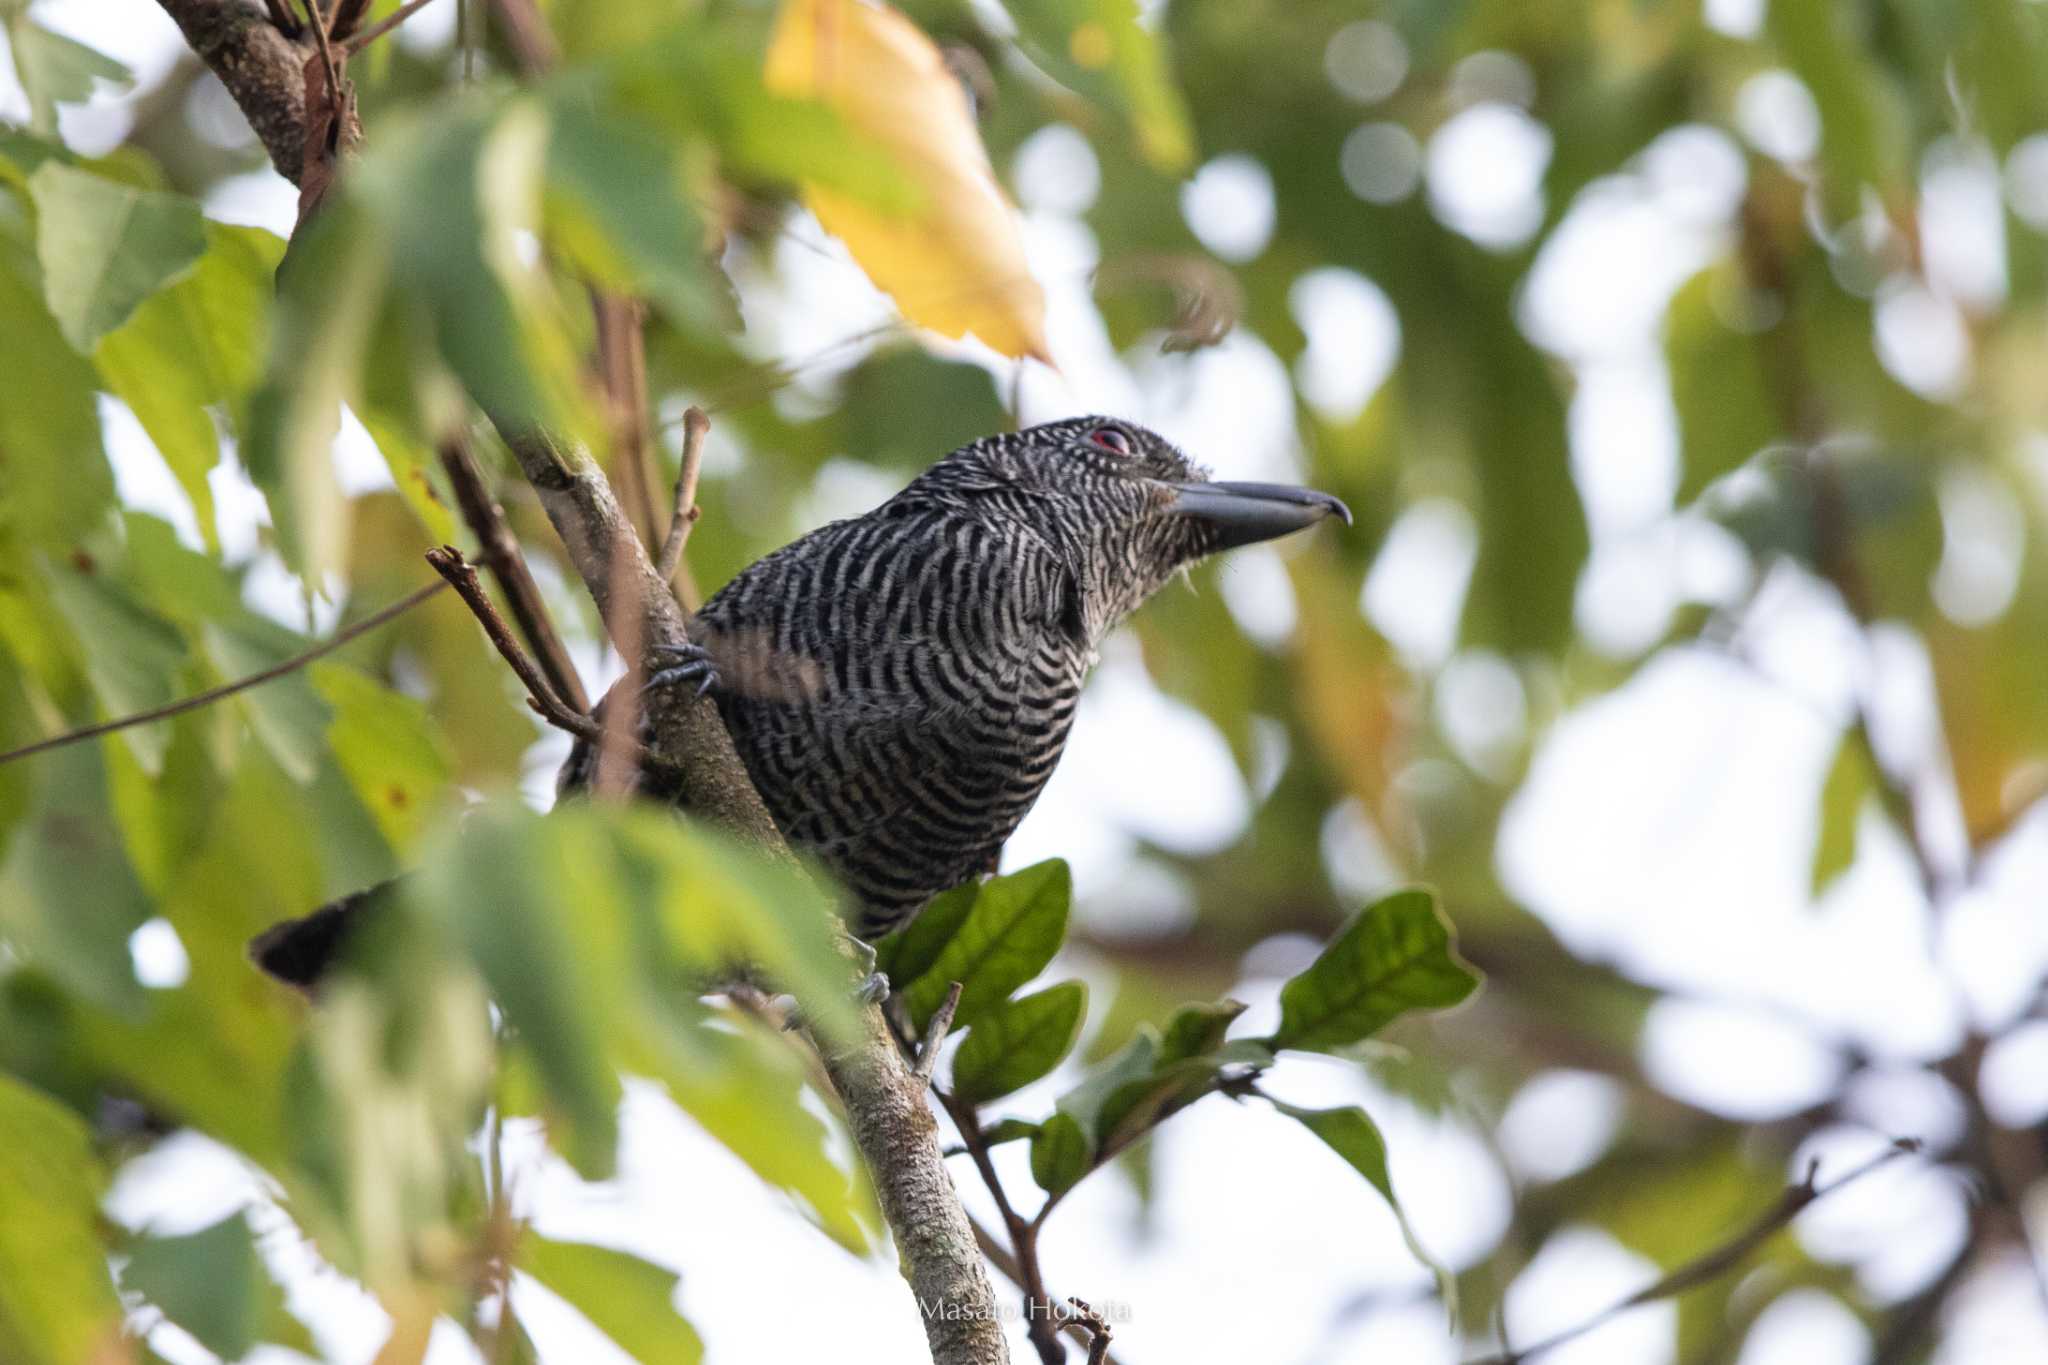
[1164,481,1353,551]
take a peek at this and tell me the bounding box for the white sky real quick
[13,1,2048,1362]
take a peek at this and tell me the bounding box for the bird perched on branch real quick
[568,415,1348,934]
[256,417,1346,981]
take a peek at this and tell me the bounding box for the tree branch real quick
[153,0,312,182]
[342,0,442,54]
[170,12,1010,1361]
[422,545,656,765]
[438,432,589,712]
[1464,1139,1924,1365]
[656,404,708,589]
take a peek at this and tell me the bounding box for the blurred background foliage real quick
[2,0,2047,1360]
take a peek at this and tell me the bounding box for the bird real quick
[254,416,1347,981]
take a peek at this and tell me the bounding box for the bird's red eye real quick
[1089,427,1133,455]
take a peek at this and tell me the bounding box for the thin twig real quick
[657,405,709,585]
[484,0,557,73]
[438,433,588,712]
[914,982,965,1083]
[327,0,374,40]
[1066,1298,1112,1365]
[935,1084,1066,1365]
[0,580,446,768]
[261,0,299,34]
[594,292,662,556]
[1463,1139,1924,1365]
[965,1215,1127,1365]
[295,0,342,101]
[342,0,441,52]
[424,546,667,771]
[593,537,649,796]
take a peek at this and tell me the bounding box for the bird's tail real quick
[248,881,400,989]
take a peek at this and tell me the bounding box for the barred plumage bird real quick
[560,415,1347,936]
[256,416,1345,980]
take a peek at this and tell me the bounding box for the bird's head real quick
[911,416,1351,638]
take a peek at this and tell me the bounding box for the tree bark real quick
[154,0,311,182]
[154,6,1009,1360]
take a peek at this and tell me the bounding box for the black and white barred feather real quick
[560,416,1224,937]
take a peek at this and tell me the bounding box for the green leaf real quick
[518,1233,703,1365]
[243,204,385,581]
[201,620,332,785]
[0,254,111,551]
[0,742,151,1012]
[29,162,206,353]
[5,17,128,134]
[0,1074,121,1365]
[1053,1027,1159,1152]
[411,804,625,1179]
[978,1117,1040,1148]
[872,880,975,989]
[121,1212,301,1363]
[1004,0,1196,171]
[544,93,721,330]
[1157,999,1246,1065]
[616,809,862,1047]
[610,28,914,210]
[892,859,1071,1032]
[1667,267,1783,504]
[45,565,188,774]
[94,224,282,549]
[1268,888,1479,1053]
[1029,1111,1089,1198]
[354,96,582,436]
[310,661,453,859]
[1812,726,1877,896]
[1270,1100,1456,1318]
[834,348,1009,475]
[629,1015,875,1254]
[1086,1039,1270,1159]
[951,981,1088,1105]
[1767,1,1909,219]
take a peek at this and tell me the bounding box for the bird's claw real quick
[775,972,890,1033]
[644,642,720,699]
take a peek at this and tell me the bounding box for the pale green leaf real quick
[6,18,129,134]
[0,1075,121,1365]
[1004,0,1196,170]
[45,565,187,773]
[1271,1100,1456,1318]
[310,661,452,858]
[0,254,111,551]
[1667,267,1783,505]
[94,224,282,549]
[29,161,206,352]
[518,1234,703,1365]
[1812,726,1878,896]
[121,1212,307,1362]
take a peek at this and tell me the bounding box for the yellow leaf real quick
[765,0,1050,363]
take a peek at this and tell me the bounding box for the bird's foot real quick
[776,972,890,1032]
[856,969,891,1006]
[843,935,890,1004]
[644,641,721,699]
